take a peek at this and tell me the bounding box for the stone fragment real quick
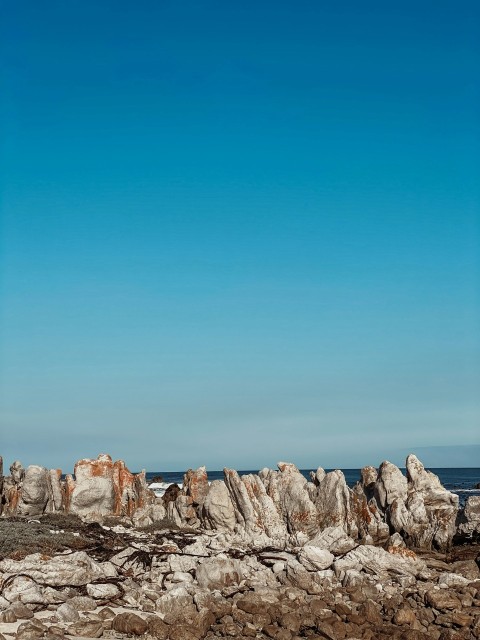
[183,467,209,506]
[0,552,116,587]
[309,526,357,554]
[425,589,461,611]
[67,595,97,611]
[457,495,480,538]
[0,610,16,623]
[16,466,50,516]
[334,544,426,578]
[67,620,104,638]
[437,572,470,587]
[112,612,148,635]
[86,583,120,599]
[10,603,33,620]
[15,620,48,640]
[298,545,334,571]
[56,603,80,622]
[147,616,169,639]
[196,557,243,590]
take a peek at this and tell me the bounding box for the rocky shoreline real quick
[0,454,479,640]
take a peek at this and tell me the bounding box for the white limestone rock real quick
[195,557,244,590]
[333,544,426,578]
[0,551,116,586]
[308,526,357,555]
[202,480,236,532]
[298,545,334,571]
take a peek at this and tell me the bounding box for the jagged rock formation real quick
[457,496,480,539]
[0,452,469,551]
[0,454,162,523]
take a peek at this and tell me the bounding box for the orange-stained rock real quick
[68,454,155,519]
[183,466,209,506]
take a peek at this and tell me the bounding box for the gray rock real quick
[374,460,408,511]
[308,526,356,554]
[15,620,47,640]
[67,620,104,638]
[0,552,116,586]
[86,583,120,599]
[16,466,50,517]
[297,545,334,571]
[334,544,426,578]
[196,557,243,590]
[67,595,97,611]
[457,495,480,538]
[56,602,80,622]
[112,612,148,635]
[315,470,354,536]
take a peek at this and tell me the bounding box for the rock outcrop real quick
[0,454,161,523]
[0,452,471,552]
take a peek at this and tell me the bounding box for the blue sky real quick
[1,0,479,473]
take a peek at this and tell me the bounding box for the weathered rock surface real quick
[0,516,478,640]
[0,551,116,586]
[457,495,480,539]
[0,452,474,556]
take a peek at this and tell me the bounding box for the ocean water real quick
[146,467,480,505]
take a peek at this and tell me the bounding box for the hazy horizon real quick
[1,1,479,472]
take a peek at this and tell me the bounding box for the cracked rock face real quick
[0,452,470,552]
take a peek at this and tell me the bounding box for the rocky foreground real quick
[0,454,479,640]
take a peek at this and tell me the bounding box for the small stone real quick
[10,603,34,620]
[67,620,104,638]
[0,609,17,623]
[393,605,417,626]
[15,620,48,640]
[97,607,116,620]
[56,602,80,623]
[86,583,120,599]
[112,612,148,636]
[67,595,97,611]
[147,616,169,640]
[426,589,461,611]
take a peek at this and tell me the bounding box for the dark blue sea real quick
[146,467,480,506]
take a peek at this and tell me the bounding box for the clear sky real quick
[1,0,479,473]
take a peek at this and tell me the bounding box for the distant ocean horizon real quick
[145,467,480,505]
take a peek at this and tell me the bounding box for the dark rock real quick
[425,590,462,611]
[15,620,48,640]
[163,483,181,505]
[0,610,17,623]
[148,616,169,640]
[10,603,34,620]
[112,612,148,635]
[393,605,417,626]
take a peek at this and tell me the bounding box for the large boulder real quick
[195,557,244,590]
[202,480,236,531]
[334,544,426,578]
[238,473,288,540]
[374,460,408,511]
[261,462,318,537]
[314,470,353,536]
[183,466,209,506]
[223,468,260,535]
[0,551,117,586]
[68,454,154,518]
[16,466,50,516]
[456,495,480,539]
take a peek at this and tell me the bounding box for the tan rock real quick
[112,612,148,635]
